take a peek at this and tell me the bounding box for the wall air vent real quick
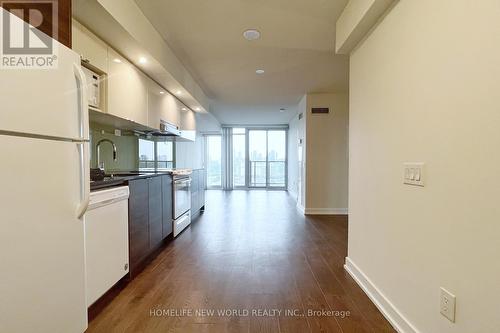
[311,107,329,114]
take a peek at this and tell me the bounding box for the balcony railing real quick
[139,160,174,170]
[249,160,286,187]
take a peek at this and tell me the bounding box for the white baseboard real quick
[344,257,419,333]
[304,208,348,215]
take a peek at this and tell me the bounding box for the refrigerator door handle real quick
[74,63,90,218]
[76,142,90,219]
[73,63,90,140]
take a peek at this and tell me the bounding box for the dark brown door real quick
[0,0,72,48]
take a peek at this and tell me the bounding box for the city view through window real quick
[139,139,174,170]
[206,129,286,188]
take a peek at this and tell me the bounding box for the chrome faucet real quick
[96,139,117,171]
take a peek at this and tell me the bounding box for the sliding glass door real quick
[206,128,287,189]
[249,130,267,187]
[248,129,287,188]
[267,130,286,187]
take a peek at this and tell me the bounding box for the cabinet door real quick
[72,20,108,72]
[107,48,148,125]
[196,170,202,211]
[147,81,181,130]
[148,177,163,249]
[199,169,205,209]
[128,179,149,274]
[191,170,199,212]
[161,175,173,238]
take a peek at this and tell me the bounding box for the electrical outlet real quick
[403,162,425,186]
[440,287,456,322]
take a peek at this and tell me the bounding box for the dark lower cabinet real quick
[191,169,206,216]
[191,170,199,213]
[128,175,174,277]
[128,179,149,276]
[198,169,205,210]
[148,177,163,250]
[161,175,173,238]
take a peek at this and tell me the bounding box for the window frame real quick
[156,140,175,170]
[232,128,247,189]
[138,138,175,171]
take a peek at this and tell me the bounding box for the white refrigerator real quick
[0,9,90,333]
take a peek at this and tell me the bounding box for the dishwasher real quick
[84,186,129,306]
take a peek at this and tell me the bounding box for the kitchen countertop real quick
[90,171,173,191]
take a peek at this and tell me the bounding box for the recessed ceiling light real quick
[159,91,165,94]
[112,58,122,63]
[256,69,265,75]
[194,107,201,111]
[243,29,261,41]
[138,57,147,64]
[181,107,187,111]
[175,90,182,95]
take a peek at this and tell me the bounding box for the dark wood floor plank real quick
[303,246,371,333]
[305,215,395,332]
[87,191,395,333]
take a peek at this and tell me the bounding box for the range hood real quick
[152,120,181,137]
[152,120,195,142]
[88,111,195,142]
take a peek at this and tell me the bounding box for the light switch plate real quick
[403,162,425,186]
[440,287,456,322]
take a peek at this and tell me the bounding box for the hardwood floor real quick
[87,190,395,333]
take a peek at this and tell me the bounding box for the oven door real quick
[173,177,191,219]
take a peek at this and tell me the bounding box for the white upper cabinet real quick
[179,107,197,141]
[72,19,193,130]
[147,80,181,129]
[72,20,108,73]
[107,48,148,125]
[180,108,196,131]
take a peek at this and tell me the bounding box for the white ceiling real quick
[135,0,349,124]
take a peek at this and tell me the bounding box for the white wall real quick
[288,95,307,208]
[175,136,204,169]
[288,94,348,213]
[287,114,299,198]
[196,112,221,133]
[287,111,301,199]
[175,112,221,169]
[305,93,349,214]
[348,1,500,332]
